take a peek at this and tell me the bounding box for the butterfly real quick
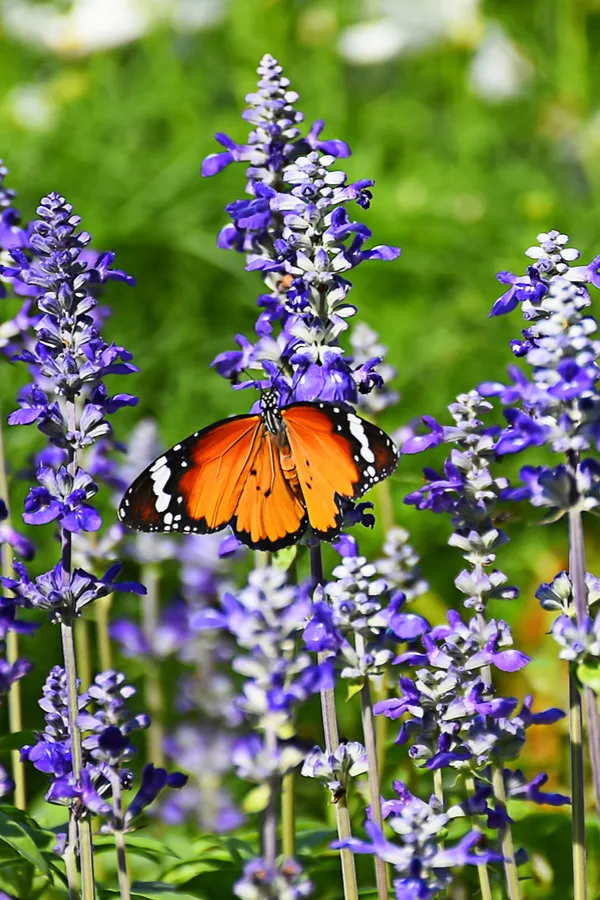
[118,390,398,552]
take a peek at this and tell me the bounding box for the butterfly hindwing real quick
[282,402,398,540]
[118,414,263,535]
[232,431,307,551]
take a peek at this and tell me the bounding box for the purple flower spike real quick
[401,416,445,455]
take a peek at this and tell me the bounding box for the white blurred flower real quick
[468,23,532,102]
[338,0,482,65]
[6,83,56,130]
[1,0,228,56]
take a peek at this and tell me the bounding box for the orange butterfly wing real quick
[282,402,398,540]
[119,414,263,535]
[232,431,307,551]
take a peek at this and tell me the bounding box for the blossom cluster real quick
[204,53,399,413]
[22,666,186,831]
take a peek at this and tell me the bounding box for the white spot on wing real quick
[151,465,172,513]
[163,512,173,526]
[347,414,375,463]
[149,455,167,473]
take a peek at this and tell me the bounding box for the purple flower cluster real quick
[195,565,331,745]
[234,857,313,900]
[23,666,186,830]
[204,54,399,409]
[305,543,428,681]
[0,193,144,622]
[375,609,564,773]
[482,230,600,660]
[335,781,500,900]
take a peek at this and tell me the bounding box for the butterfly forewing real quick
[118,414,262,535]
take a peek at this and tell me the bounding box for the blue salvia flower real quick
[194,566,332,731]
[334,781,501,900]
[24,667,186,829]
[0,193,144,624]
[204,55,399,411]
[392,383,568,873]
[301,741,368,801]
[481,230,600,695]
[161,725,243,833]
[202,53,349,186]
[234,857,313,900]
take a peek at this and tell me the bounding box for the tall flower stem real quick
[466,776,493,900]
[75,620,92,697]
[109,769,131,900]
[281,772,295,858]
[568,504,600,821]
[141,564,165,768]
[96,595,113,671]
[64,813,80,900]
[61,410,96,900]
[61,618,96,900]
[569,675,588,900]
[432,770,444,808]
[491,764,522,900]
[0,414,26,809]
[263,726,278,870]
[310,544,359,900]
[355,634,387,900]
[480,655,521,900]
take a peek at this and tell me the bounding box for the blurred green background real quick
[3,0,600,894]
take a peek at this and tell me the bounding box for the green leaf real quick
[345,678,364,702]
[0,810,49,875]
[242,783,270,814]
[272,546,297,571]
[0,732,36,752]
[160,859,229,884]
[94,833,179,861]
[578,661,600,692]
[130,882,206,900]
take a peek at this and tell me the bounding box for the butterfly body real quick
[118,391,398,551]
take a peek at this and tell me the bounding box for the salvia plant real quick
[0,53,598,900]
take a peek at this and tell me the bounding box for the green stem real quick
[281,772,295,858]
[491,764,522,900]
[141,565,165,768]
[109,769,131,900]
[75,618,92,692]
[263,727,278,870]
[568,506,600,822]
[61,620,96,900]
[433,769,444,808]
[480,654,521,900]
[311,544,359,900]
[95,594,113,671]
[62,401,95,899]
[569,674,588,900]
[64,812,80,900]
[0,415,26,809]
[466,776,493,900]
[355,635,387,900]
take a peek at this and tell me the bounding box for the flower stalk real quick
[141,564,165,768]
[0,415,26,809]
[355,633,388,900]
[60,617,96,900]
[310,544,358,900]
[109,768,131,900]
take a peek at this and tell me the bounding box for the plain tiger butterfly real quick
[118,390,398,551]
